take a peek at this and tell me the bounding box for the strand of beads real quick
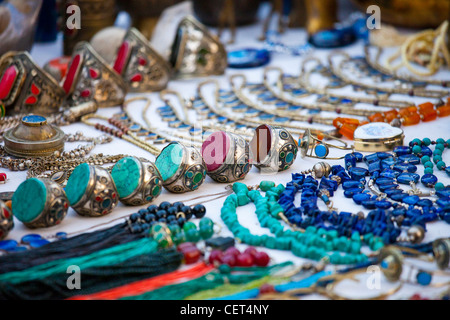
[341,150,449,239]
[408,138,450,191]
[277,171,388,250]
[220,182,369,265]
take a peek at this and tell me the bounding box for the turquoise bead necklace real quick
[220,182,370,265]
[410,138,450,191]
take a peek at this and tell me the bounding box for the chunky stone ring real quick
[249,124,298,173]
[111,156,163,206]
[12,178,69,228]
[65,163,119,217]
[201,131,252,183]
[0,51,65,116]
[0,200,13,240]
[155,141,207,193]
[113,28,171,92]
[61,41,127,108]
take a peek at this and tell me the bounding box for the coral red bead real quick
[236,253,254,267]
[224,247,240,257]
[177,242,195,252]
[254,251,270,267]
[208,249,223,265]
[243,247,258,258]
[183,246,201,264]
[259,283,276,294]
[221,254,237,267]
[0,173,7,182]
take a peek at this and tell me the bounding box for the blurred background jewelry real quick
[329,51,449,99]
[298,58,413,109]
[61,42,127,108]
[169,15,227,79]
[0,200,13,240]
[298,128,353,160]
[3,115,65,158]
[12,178,69,229]
[0,51,65,116]
[65,163,119,217]
[365,46,450,88]
[113,28,171,92]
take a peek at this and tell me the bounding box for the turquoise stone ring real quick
[111,157,162,205]
[12,178,69,228]
[65,163,119,216]
[155,142,206,193]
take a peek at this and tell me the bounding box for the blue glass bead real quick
[368,161,381,173]
[385,188,403,196]
[421,174,438,187]
[393,146,411,156]
[227,48,271,68]
[380,169,400,178]
[399,154,420,165]
[376,177,395,186]
[344,154,357,170]
[331,165,346,175]
[391,193,409,202]
[393,163,417,173]
[402,195,420,205]
[376,152,392,160]
[21,234,43,244]
[375,201,392,209]
[29,239,51,248]
[349,167,368,180]
[352,192,371,204]
[0,240,18,251]
[361,200,377,209]
[397,172,420,185]
[363,153,379,164]
[337,171,352,183]
[416,271,432,286]
[378,184,399,191]
[436,189,450,199]
[319,178,338,191]
[381,158,397,169]
[56,232,68,239]
[353,152,363,162]
[392,208,406,216]
[421,146,432,156]
[437,199,450,210]
[416,199,433,207]
[342,180,364,190]
[344,188,363,198]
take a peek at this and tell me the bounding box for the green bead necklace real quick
[221,182,370,265]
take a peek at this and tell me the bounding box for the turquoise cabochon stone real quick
[12,178,47,223]
[65,163,90,205]
[111,157,141,198]
[155,143,183,182]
